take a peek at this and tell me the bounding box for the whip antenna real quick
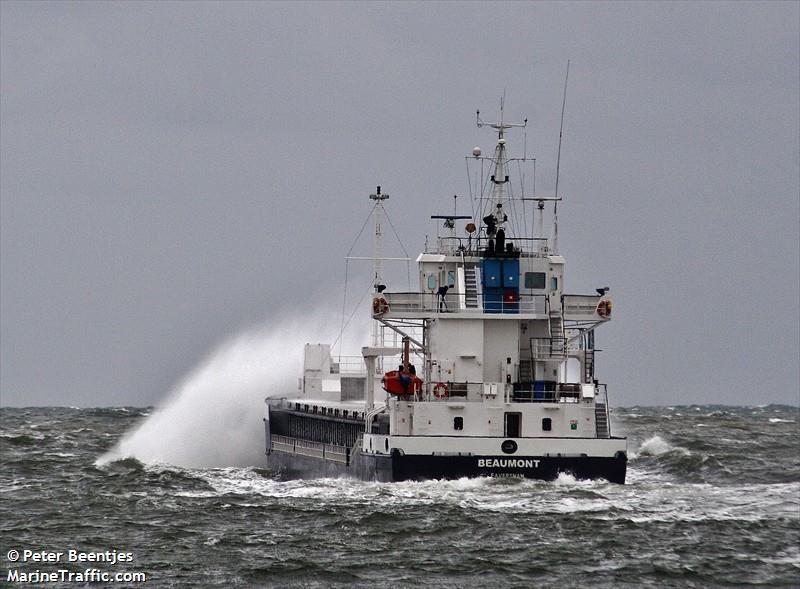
[553,60,570,254]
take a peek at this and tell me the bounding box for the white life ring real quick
[372,297,390,316]
[597,300,612,318]
[433,382,449,399]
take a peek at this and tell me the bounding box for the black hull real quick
[391,452,627,484]
[264,405,627,483]
[266,445,627,484]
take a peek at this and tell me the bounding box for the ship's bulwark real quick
[391,454,627,484]
[267,447,627,484]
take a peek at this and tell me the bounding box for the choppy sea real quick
[1,404,798,588]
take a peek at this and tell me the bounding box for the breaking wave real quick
[632,435,690,458]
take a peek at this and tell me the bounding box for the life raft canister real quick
[597,299,612,318]
[372,296,390,316]
[433,382,449,399]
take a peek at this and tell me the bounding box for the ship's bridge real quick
[374,249,610,322]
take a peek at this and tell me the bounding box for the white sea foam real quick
[97,307,369,469]
[768,418,795,423]
[553,471,589,486]
[630,435,689,459]
[142,463,800,526]
[175,468,620,515]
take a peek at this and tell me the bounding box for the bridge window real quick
[524,272,546,289]
[427,274,437,290]
[453,416,463,431]
[542,417,552,432]
[551,276,558,291]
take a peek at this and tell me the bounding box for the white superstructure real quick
[265,105,627,483]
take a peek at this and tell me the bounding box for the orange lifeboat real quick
[382,370,424,396]
[382,337,423,396]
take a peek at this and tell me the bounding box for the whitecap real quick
[631,435,690,458]
[552,471,606,488]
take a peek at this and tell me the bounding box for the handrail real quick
[380,291,549,315]
[563,294,604,318]
[414,380,605,404]
[433,235,551,257]
[270,434,350,464]
[330,355,367,375]
[272,399,366,422]
[364,403,387,430]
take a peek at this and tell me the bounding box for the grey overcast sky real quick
[1,1,798,408]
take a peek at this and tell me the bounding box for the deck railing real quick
[380,292,548,315]
[270,434,350,464]
[432,236,551,257]
[562,294,603,318]
[330,355,367,375]
[414,381,601,404]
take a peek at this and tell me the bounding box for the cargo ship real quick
[264,106,627,483]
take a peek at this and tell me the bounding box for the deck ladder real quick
[464,265,479,308]
[594,402,610,438]
[584,348,595,383]
[549,313,566,358]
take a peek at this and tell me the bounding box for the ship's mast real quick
[476,100,527,235]
[369,186,389,289]
[369,186,388,346]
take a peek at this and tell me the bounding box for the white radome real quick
[472,146,481,157]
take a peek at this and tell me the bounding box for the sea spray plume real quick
[98,308,370,468]
[97,323,300,468]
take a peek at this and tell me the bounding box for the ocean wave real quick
[630,435,690,459]
[169,469,623,517]
[0,433,45,446]
[158,466,800,526]
[99,456,146,471]
[5,404,799,588]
